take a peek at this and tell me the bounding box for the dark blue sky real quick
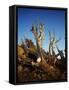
[18,7,65,52]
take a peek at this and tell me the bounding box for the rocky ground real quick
[17,40,67,83]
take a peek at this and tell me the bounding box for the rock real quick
[18,46,26,61]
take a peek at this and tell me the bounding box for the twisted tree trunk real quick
[39,58,61,80]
